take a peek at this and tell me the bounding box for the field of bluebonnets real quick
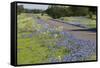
[17,4,97,64]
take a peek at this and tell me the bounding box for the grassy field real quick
[17,13,70,64]
[59,16,96,28]
[33,13,96,29]
[17,13,96,65]
[33,13,52,22]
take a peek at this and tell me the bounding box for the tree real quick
[32,9,43,13]
[69,6,89,16]
[17,5,24,15]
[45,5,93,19]
[45,5,70,19]
[88,7,97,19]
[88,7,97,14]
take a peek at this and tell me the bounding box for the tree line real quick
[17,5,97,19]
[45,5,96,19]
[17,5,43,15]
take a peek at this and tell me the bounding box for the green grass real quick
[17,32,70,64]
[33,13,52,22]
[60,16,96,28]
[33,13,96,29]
[17,14,34,32]
[17,13,70,65]
[17,36,50,64]
[17,13,96,64]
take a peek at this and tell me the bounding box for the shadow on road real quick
[70,28,96,32]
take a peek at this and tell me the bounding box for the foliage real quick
[45,5,69,18]
[17,13,71,64]
[45,5,97,19]
[69,6,89,16]
[17,5,25,15]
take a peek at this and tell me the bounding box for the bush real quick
[45,6,69,19]
[45,5,91,19]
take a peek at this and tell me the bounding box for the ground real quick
[17,13,96,65]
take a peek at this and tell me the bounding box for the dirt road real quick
[47,19,96,41]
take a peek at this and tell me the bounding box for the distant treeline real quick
[17,5,97,19]
[17,5,43,14]
[45,5,96,19]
